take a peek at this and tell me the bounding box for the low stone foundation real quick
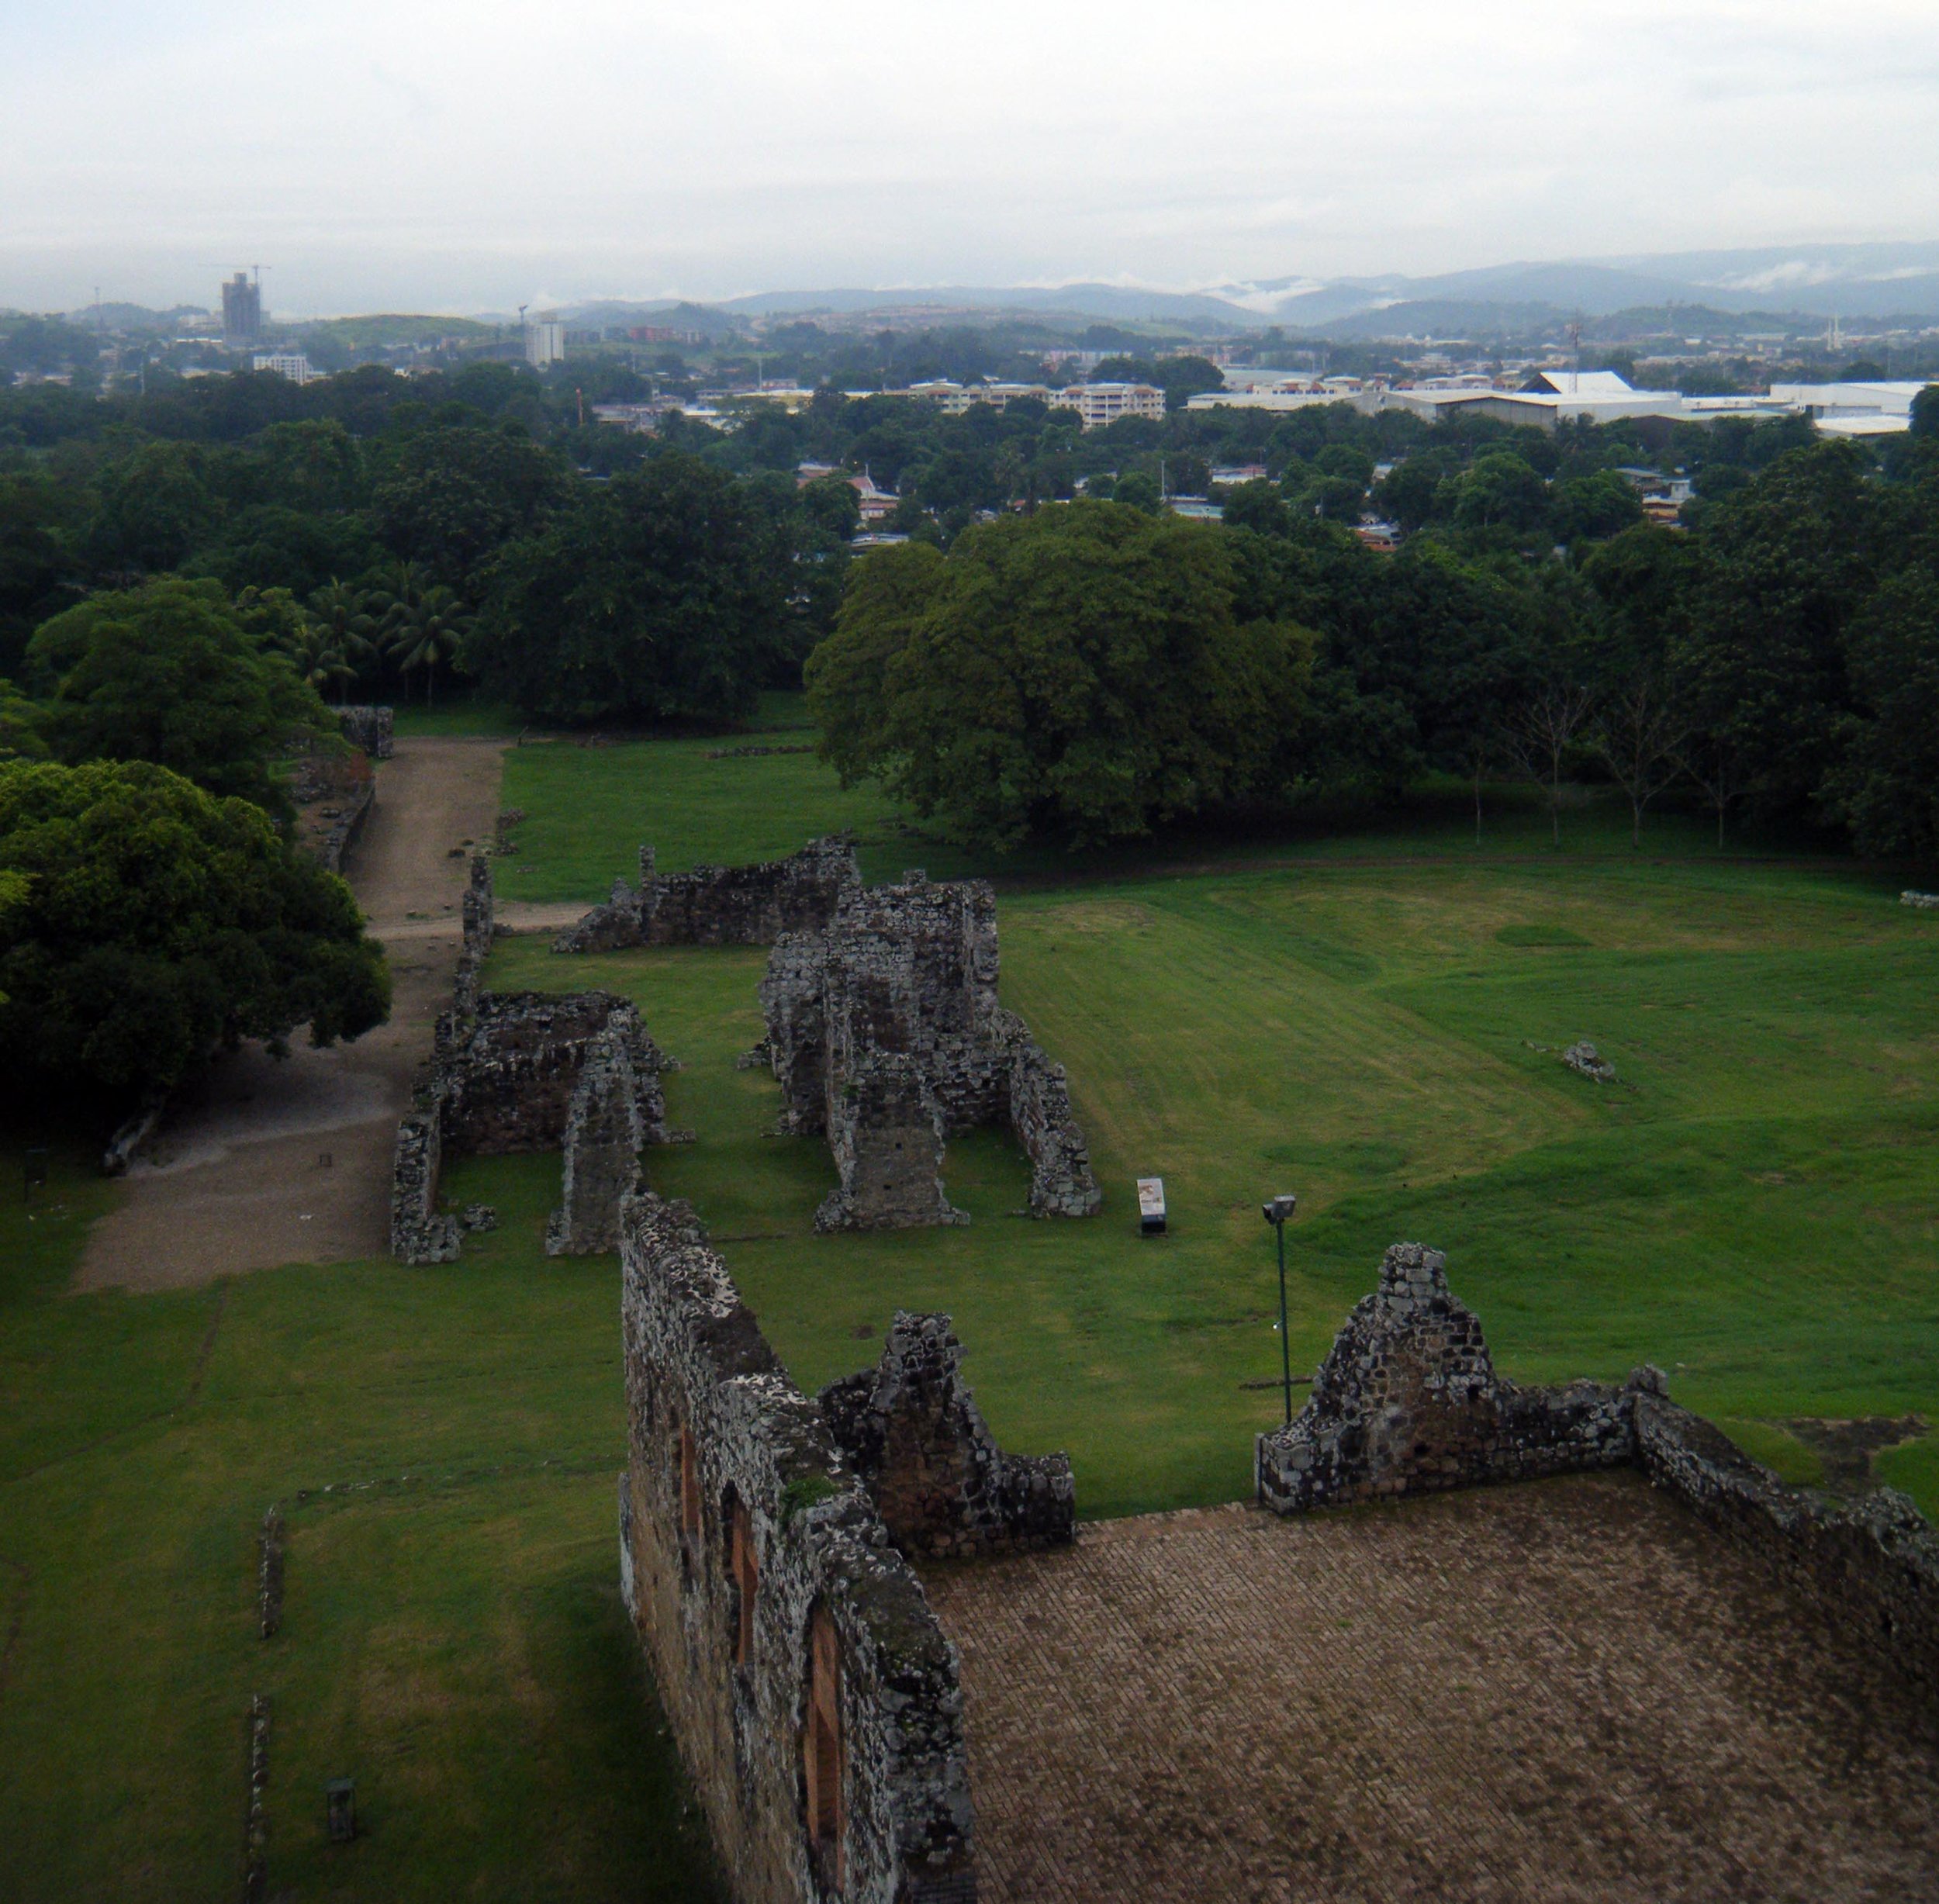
[819,1314,1075,1561]
[620,1194,979,1902]
[555,836,860,952]
[1258,1242,1939,1693]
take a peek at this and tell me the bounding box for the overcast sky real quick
[4,0,1938,315]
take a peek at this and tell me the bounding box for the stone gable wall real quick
[818,1313,1075,1560]
[1256,1244,1635,1512]
[1258,1241,1939,1692]
[620,1194,977,1903]
[555,837,861,954]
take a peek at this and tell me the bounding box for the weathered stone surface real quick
[761,875,1101,1229]
[390,854,673,1263]
[555,836,860,953]
[1562,1038,1617,1082]
[546,1025,645,1256]
[820,1313,1074,1560]
[1634,1384,1939,1692]
[315,776,375,875]
[389,1107,459,1263]
[620,1194,978,1903]
[338,704,394,760]
[1258,1241,1939,1694]
[816,1054,966,1233]
[1256,1242,1640,1512]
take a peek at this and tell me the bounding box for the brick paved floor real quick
[923,1471,1939,1903]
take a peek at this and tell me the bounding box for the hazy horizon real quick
[5,0,1938,316]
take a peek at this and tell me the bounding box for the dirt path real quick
[76,738,510,1291]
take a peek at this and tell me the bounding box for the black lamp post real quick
[1262,1193,1298,1423]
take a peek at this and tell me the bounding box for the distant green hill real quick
[297,313,500,351]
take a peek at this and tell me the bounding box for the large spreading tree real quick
[807,500,1313,850]
[0,759,390,1108]
[26,577,336,817]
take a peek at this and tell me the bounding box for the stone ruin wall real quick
[820,1312,1075,1561]
[555,837,861,953]
[337,704,394,760]
[759,875,1103,1232]
[620,1193,980,1903]
[390,855,677,1264]
[1259,1242,1939,1693]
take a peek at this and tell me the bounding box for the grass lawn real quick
[0,1146,723,1902]
[493,695,1827,907]
[6,722,1937,1898]
[488,852,1939,1519]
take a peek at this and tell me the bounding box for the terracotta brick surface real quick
[923,1471,1939,1902]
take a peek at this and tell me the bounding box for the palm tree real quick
[388,584,472,707]
[288,619,357,702]
[305,579,378,706]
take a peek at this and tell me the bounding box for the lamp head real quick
[1262,1193,1298,1225]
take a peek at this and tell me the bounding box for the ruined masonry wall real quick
[546,1027,645,1256]
[620,1194,977,1903]
[338,705,394,760]
[817,1054,964,1234]
[760,876,1101,1231]
[390,855,672,1264]
[1634,1389,1939,1693]
[555,837,860,953]
[1257,1241,1939,1695]
[1255,1244,1635,1512]
[818,1313,1074,1560]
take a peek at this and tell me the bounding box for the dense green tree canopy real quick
[465,454,802,724]
[807,501,1313,850]
[26,578,335,816]
[0,758,389,1106]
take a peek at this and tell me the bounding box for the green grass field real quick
[5,719,1937,1898]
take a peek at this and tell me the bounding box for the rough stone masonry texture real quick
[620,1192,980,1903]
[759,873,1102,1231]
[389,855,676,1263]
[1259,1241,1939,1691]
[554,836,862,952]
[819,1313,1075,1561]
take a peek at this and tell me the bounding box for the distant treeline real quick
[2,363,1937,862]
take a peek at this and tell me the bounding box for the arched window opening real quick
[729,1495,759,1666]
[679,1425,700,1544]
[804,1603,845,1889]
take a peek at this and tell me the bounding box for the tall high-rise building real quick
[221,271,263,344]
[524,320,565,368]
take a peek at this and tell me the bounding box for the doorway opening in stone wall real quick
[804,1600,846,1892]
